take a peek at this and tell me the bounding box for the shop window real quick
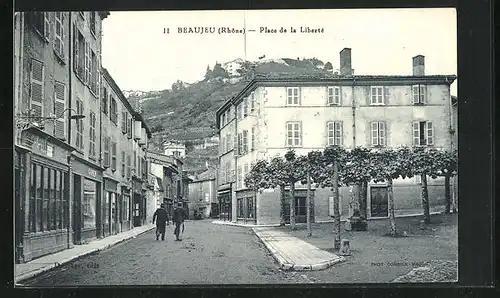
[83,179,97,229]
[104,192,109,224]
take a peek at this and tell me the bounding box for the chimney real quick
[412,55,425,76]
[340,48,353,76]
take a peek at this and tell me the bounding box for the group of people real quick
[152,202,187,241]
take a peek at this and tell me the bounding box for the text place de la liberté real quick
[164,26,325,35]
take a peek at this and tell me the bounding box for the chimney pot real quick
[412,55,425,76]
[340,48,353,76]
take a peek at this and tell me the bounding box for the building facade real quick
[163,141,186,158]
[14,11,152,263]
[188,171,217,219]
[215,48,457,225]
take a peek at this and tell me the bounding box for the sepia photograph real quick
[14,8,459,286]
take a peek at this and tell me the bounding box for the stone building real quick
[215,48,457,225]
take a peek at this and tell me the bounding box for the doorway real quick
[370,186,389,217]
[133,193,141,226]
[72,175,82,244]
[284,196,314,224]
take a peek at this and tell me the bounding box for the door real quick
[133,194,141,226]
[284,196,314,224]
[72,175,82,244]
[111,193,117,234]
[370,187,389,217]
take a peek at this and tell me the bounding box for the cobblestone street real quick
[23,221,316,285]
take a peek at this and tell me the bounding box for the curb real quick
[15,225,155,284]
[252,228,345,272]
[211,221,281,228]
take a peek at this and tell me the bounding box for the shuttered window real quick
[121,111,127,133]
[251,127,255,151]
[53,12,65,59]
[30,59,44,119]
[286,87,300,105]
[371,121,386,147]
[89,112,96,158]
[111,141,117,171]
[370,86,384,105]
[327,121,343,146]
[126,155,131,179]
[101,87,108,114]
[413,121,434,146]
[327,86,341,105]
[53,81,66,139]
[412,85,427,104]
[286,121,302,147]
[121,151,126,177]
[30,12,50,40]
[103,137,110,168]
[127,117,132,139]
[84,41,91,85]
[75,99,84,150]
[133,151,137,175]
[242,130,248,154]
[89,12,96,36]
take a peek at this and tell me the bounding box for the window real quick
[327,86,341,105]
[30,59,44,118]
[226,133,231,151]
[103,192,109,224]
[244,163,249,187]
[121,151,126,176]
[237,166,243,189]
[133,151,137,175]
[127,155,131,179]
[370,86,384,105]
[73,28,86,81]
[89,50,100,96]
[286,87,300,105]
[89,12,96,36]
[237,104,243,120]
[242,130,248,154]
[250,93,255,111]
[251,126,255,151]
[111,141,117,171]
[75,99,84,150]
[243,98,248,116]
[89,112,96,158]
[101,87,108,114]
[327,121,343,146]
[30,12,50,40]
[237,198,244,218]
[127,117,133,138]
[110,97,118,124]
[413,121,434,146]
[83,179,97,229]
[246,197,255,219]
[53,81,66,139]
[103,137,110,168]
[286,122,302,147]
[29,164,66,233]
[53,12,65,60]
[412,85,426,104]
[371,121,387,147]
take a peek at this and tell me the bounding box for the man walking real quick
[172,202,187,241]
[153,203,170,241]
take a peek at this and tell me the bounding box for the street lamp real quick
[16,108,85,131]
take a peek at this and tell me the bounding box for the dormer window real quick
[286,87,300,106]
[327,86,340,105]
[412,85,426,105]
[370,86,384,105]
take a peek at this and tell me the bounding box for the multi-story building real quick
[215,48,457,225]
[14,11,152,263]
[187,170,217,219]
[163,141,186,158]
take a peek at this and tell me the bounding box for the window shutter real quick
[419,85,426,104]
[297,87,301,105]
[299,121,303,146]
[96,56,101,98]
[30,59,44,118]
[111,142,117,171]
[103,137,110,168]
[412,121,420,146]
[384,86,390,105]
[412,85,420,104]
[43,12,50,39]
[233,135,238,154]
[336,87,342,105]
[121,151,125,176]
[121,111,126,133]
[73,26,79,72]
[326,121,331,146]
[335,121,344,146]
[370,87,376,104]
[426,121,434,145]
[54,13,62,56]
[81,102,85,149]
[371,122,379,146]
[84,41,90,84]
[379,122,386,147]
[54,82,66,139]
[326,87,332,105]
[127,117,132,138]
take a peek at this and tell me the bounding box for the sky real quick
[101,8,457,95]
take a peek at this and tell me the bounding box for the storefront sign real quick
[72,158,103,181]
[28,134,67,165]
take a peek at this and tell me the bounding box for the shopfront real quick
[236,190,257,225]
[132,178,145,227]
[217,187,232,222]
[103,177,120,236]
[15,129,74,263]
[121,186,132,232]
[72,156,103,244]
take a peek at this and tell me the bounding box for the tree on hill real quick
[212,62,229,78]
[324,62,333,71]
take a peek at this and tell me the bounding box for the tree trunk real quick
[332,160,341,250]
[387,179,397,236]
[421,172,431,224]
[444,174,451,214]
[279,184,286,226]
[359,181,368,220]
[289,182,296,230]
[306,171,312,237]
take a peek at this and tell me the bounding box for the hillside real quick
[126,57,335,174]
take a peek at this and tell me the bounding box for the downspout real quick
[67,12,73,248]
[233,101,238,223]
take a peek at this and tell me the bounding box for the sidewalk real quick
[15,224,154,284]
[253,227,345,271]
[212,220,281,228]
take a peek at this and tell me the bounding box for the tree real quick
[340,147,374,230]
[435,149,458,214]
[266,156,288,226]
[205,65,213,80]
[212,62,229,78]
[321,145,346,250]
[283,150,306,230]
[324,62,333,71]
[412,146,442,224]
[301,151,323,237]
[244,160,271,195]
[370,147,413,236]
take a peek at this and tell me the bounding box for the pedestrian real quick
[172,202,187,241]
[153,203,170,241]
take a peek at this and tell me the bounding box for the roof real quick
[194,169,216,182]
[102,68,152,138]
[215,73,458,128]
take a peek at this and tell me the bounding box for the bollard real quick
[339,239,351,256]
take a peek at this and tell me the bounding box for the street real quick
[23,220,315,285]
